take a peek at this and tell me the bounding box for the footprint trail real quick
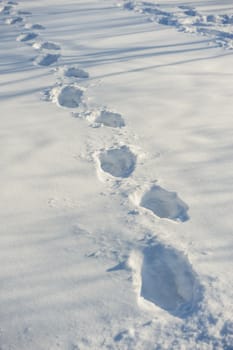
[120,1,233,50]
[1,1,219,347]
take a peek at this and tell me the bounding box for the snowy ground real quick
[0,0,233,349]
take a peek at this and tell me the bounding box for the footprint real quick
[33,41,60,50]
[158,16,178,26]
[99,146,136,178]
[114,328,135,343]
[34,53,60,66]
[24,23,45,30]
[183,9,199,17]
[205,14,220,23]
[129,243,201,318]
[140,185,189,222]
[5,16,23,24]
[62,66,89,79]
[221,14,233,25]
[94,110,125,128]
[0,5,13,14]
[178,5,200,17]
[49,85,84,108]
[70,344,80,350]
[16,32,37,42]
[88,109,125,128]
[123,2,135,10]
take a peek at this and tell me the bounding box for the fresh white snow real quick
[0,0,233,349]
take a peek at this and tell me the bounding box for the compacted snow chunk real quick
[141,243,201,317]
[140,185,189,222]
[99,146,136,178]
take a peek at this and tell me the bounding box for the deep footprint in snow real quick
[62,66,89,79]
[123,1,135,10]
[221,14,233,25]
[16,32,38,42]
[51,85,84,109]
[140,185,189,222]
[178,5,199,17]
[24,23,45,30]
[99,146,136,178]
[89,110,125,128]
[0,5,13,14]
[33,41,60,50]
[130,243,201,318]
[34,53,60,66]
[5,16,23,24]
[184,9,199,17]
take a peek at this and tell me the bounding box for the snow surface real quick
[0,0,233,349]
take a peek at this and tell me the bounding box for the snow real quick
[0,0,233,349]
